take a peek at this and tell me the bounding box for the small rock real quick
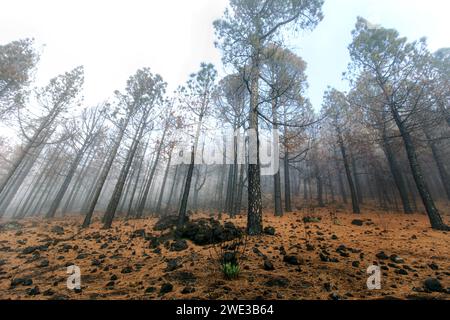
[395,269,408,275]
[131,229,146,238]
[91,259,101,266]
[27,286,40,296]
[263,259,274,271]
[160,283,173,295]
[428,263,439,270]
[263,226,276,236]
[121,266,133,274]
[283,255,300,265]
[181,286,196,294]
[145,287,156,294]
[22,245,47,255]
[170,239,188,252]
[43,289,55,296]
[351,219,364,226]
[376,251,389,260]
[51,226,64,235]
[264,277,290,288]
[76,253,87,260]
[10,277,33,288]
[329,293,341,300]
[165,259,182,272]
[38,259,49,268]
[390,255,404,264]
[424,278,443,292]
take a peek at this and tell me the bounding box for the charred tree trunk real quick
[82,122,129,228]
[351,153,363,205]
[102,123,144,229]
[46,143,88,219]
[390,104,448,230]
[178,146,195,227]
[272,102,282,216]
[165,165,179,215]
[424,129,450,201]
[382,135,413,213]
[247,57,263,235]
[135,127,167,218]
[337,132,360,213]
[155,153,172,215]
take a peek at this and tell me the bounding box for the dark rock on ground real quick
[38,259,49,268]
[154,215,188,231]
[264,277,290,288]
[43,289,54,296]
[148,236,160,248]
[263,226,276,236]
[167,271,197,284]
[283,255,300,266]
[428,263,439,270]
[303,216,321,223]
[27,286,40,296]
[170,239,188,252]
[10,277,33,288]
[91,259,101,266]
[145,287,156,294]
[175,219,242,245]
[376,251,389,260]
[329,293,341,300]
[395,269,408,275]
[22,245,48,254]
[51,226,64,235]
[165,259,182,272]
[351,219,364,226]
[0,221,23,231]
[131,229,146,238]
[390,254,404,264]
[352,261,360,268]
[263,259,274,271]
[160,283,173,295]
[181,286,196,294]
[424,278,443,292]
[76,253,87,260]
[121,266,133,274]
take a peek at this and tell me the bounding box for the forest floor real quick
[0,207,449,300]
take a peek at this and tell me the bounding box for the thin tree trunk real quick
[102,122,145,229]
[82,122,129,228]
[337,132,360,213]
[382,135,413,213]
[155,153,172,215]
[46,143,87,218]
[390,104,448,230]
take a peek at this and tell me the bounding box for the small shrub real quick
[210,232,248,281]
[221,263,240,280]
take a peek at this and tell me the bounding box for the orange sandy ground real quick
[0,207,449,300]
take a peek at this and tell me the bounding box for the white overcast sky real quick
[1,0,449,111]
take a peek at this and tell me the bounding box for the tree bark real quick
[390,104,448,230]
[46,143,87,218]
[337,132,360,213]
[382,135,413,213]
